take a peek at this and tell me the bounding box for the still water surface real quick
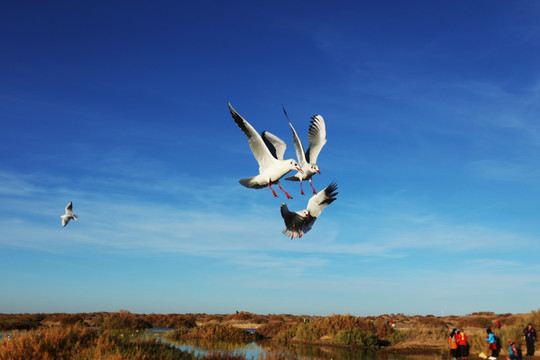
[148,330,444,360]
[0,329,443,360]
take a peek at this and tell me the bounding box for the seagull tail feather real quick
[239,177,266,189]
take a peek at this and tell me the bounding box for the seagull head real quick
[289,160,304,174]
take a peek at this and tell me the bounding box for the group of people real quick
[498,323,537,360]
[448,328,470,359]
[448,323,537,360]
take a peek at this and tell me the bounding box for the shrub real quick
[0,314,46,331]
[0,324,192,360]
[456,316,493,329]
[167,324,259,343]
[224,312,254,322]
[332,328,380,350]
[273,315,378,344]
[257,321,296,338]
[388,330,407,345]
[170,316,197,329]
[99,311,152,330]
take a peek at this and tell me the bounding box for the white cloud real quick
[468,159,540,184]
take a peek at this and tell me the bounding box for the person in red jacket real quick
[456,329,469,359]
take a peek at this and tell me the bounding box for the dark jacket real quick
[524,326,536,342]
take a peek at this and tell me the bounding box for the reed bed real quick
[274,314,382,350]
[166,323,260,343]
[0,325,191,360]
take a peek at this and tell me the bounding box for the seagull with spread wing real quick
[60,201,78,227]
[228,102,303,199]
[283,107,327,195]
[280,181,338,239]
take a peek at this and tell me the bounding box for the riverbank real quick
[2,310,539,358]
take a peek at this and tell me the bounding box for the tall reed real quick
[167,324,260,343]
[0,324,192,360]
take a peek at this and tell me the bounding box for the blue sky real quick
[1,1,540,316]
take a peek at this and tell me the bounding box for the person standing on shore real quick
[449,328,458,360]
[524,323,536,356]
[485,328,498,360]
[456,329,469,359]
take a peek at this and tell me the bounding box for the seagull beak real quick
[305,213,310,219]
[297,167,304,174]
[316,170,321,174]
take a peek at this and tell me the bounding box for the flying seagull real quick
[228,102,302,199]
[280,181,338,239]
[282,107,327,195]
[60,201,78,227]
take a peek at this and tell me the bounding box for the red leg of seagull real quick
[309,180,317,194]
[299,231,303,238]
[278,182,293,199]
[267,182,278,198]
[291,228,295,240]
[300,181,305,195]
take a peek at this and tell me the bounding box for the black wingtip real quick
[282,104,291,122]
[228,102,241,119]
[325,181,338,197]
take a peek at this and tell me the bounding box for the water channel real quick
[146,329,445,360]
[0,329,445,360]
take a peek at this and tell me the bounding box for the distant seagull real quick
[280,182,338,239]
[60,201,78,227]
[282,106,327,195]
[228,102,303,199]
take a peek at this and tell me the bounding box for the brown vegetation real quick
[2,309,540,357]
[0,325,191,360]
[166,323,261,343]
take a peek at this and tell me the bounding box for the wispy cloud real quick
[468,159,540,184]
[0,172,41,196]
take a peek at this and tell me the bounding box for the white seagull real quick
[280,181,338,239]
[283,107,327,195]
[228,102,303,199]
[60,201,78,227]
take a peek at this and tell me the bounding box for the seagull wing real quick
[262,131,287,160]
[305,115,327,164]
[229,102,275,171]
[287,120,308,167]
[280,203,303,228]
[280,203,306,238]
[62,216,69,227]
[306,181,338,219]
[281,105,307,167]
[65,201,73,216]
[301,182,337,234]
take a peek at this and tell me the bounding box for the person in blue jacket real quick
[508,340,521,360]
[486,328,498,360]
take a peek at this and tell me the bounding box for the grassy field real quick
[1,309,540,358]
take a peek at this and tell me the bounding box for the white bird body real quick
[280,203,309,239]
[285,112,327,195]
[229,102,302,199]
[60,201,78,227]
[280,182,338,239]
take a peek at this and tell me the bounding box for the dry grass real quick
[257,321,297,339]
[273,314,382,350]
[167,323,260,343]
[0,325,190,360]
